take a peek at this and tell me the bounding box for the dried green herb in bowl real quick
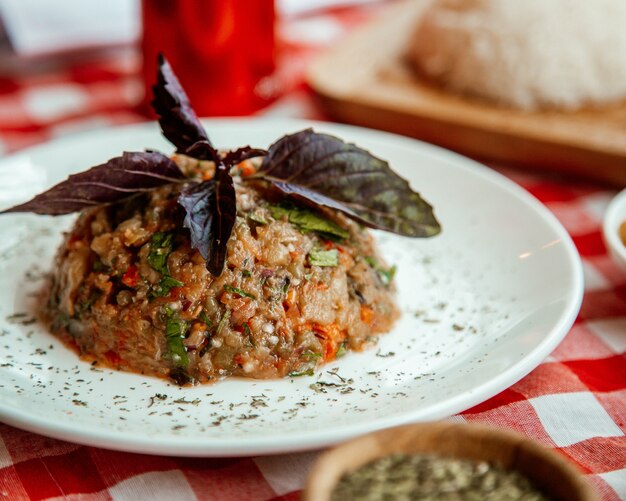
[332,453,548,500]
[303,422,599,501]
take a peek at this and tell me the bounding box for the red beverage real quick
[141,0,276,116]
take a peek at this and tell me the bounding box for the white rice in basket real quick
[408,0,626,111]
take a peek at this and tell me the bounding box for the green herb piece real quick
[288,368,315,377]
[365,256,397,287]
[164,310,189,368]
[336,341,348,358]
[247,211,268,225]
[308,248,339,267]
[379,265,397,286]
[223,284,256,300]
[242,322,255,347]
[75,292,101,316]
[302,351,322,360]
[150,276,184,298]
[243,322,252,337]
[199,311,212,327]
[376,350,395,358]
[147,232,186,298]
[166,316,188,341]
[148,232,174,274]
[242,269,252,278]
[92,260,107,272]
[216,309,231,335]
[270,204,349,240]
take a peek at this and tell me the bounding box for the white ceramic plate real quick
[0,119,583,456]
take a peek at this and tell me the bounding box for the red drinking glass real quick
[141,0,276,117]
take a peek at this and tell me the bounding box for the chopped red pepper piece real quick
[122,265,139,287]
[239,160,256,177]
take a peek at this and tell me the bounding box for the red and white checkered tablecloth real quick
[0,4,624,500]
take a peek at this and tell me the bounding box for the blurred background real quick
[2,0,626,186]
[0,0,387,154]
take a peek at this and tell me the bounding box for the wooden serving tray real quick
[307,0,626,186]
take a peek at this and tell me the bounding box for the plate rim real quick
[0,118,584,456]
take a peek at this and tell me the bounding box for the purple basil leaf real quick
[151,54,211,153]
[184,140,220,163]
[222,146,267,168]
[1,151,184,216]
[254,129,440,237]
[178,165,236,276]
[184,143,266,168]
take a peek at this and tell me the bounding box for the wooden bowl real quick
[302,422,598,501]
[603,188,626,273]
